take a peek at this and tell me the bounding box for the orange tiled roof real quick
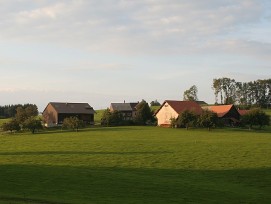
[238,109,250,116]
[203,105,234,117]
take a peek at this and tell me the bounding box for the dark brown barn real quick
[43,102,95,127]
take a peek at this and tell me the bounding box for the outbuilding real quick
[42,102,95,127]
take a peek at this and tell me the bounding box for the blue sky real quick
[0,0,270,111]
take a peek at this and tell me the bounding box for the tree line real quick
[0,104,38,119]
[1,104,42,133]
[212,78,271,108]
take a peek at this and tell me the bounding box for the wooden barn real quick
[203,104,240,125]
[155,100,203,127]
[43,102,95,127]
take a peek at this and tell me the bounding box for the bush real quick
[62,117,84,131]
[1,119,20,133]
[241,108,270,129]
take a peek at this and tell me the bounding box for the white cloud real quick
[0,0,268,57]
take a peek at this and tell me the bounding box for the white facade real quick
[156,102,179,126]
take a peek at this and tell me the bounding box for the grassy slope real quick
[0,127,271,204]
[0,118,10,126]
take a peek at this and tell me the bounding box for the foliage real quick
[23,117,43,134]
[1,118,20,132]
[198,109,219,131]
[170,117,178,128]
[183,85,198,101]
[62,116,84,131]
[150,99,161,106]
[241,108,270,129]
[134,100,154,125]
[177,110,197,129]
[212,77,271,107]
[0,103,38,119]
[0,127,271,203]
[15,105,38,124]
[100,109,124,126]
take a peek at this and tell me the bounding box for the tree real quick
[134,100,154,125]
[212,77,271,107]
[62,116,84,131]
[15,105,38,124]
[177,110,197,130]
[101,109,123,126]
[23,117,43,134]
[241,108,270,129]
[198,110,219,131]
[1,119,20,133]
[183,85,198,101]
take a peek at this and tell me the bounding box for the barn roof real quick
[238,109,250,116]
[155,100,203,115]
[203,105,235,117]
[111,102,139,111]
[48,102,95,114]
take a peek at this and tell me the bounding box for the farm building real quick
[43,102,95,127]
[203,104,240,125]
[155,100,203,127]
[110,102,139,120]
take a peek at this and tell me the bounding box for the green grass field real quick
[0,126,271,204]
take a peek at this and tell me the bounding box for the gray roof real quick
[111,102,138,111]
[50,102,95,114]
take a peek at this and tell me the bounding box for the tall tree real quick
[183,85,198,101]
[134,100,154,125]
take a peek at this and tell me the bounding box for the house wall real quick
[58,113,94,125]
[156,102,179,126]
[42,104,58,127]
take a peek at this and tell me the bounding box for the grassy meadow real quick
[0,126,271,204]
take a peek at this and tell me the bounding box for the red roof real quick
[238,109,250,116]
[203,105,234,117]
[156,100,203,115]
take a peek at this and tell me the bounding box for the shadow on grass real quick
[0,164,271,204]
[35,126,146,135]
[0,150,173,156]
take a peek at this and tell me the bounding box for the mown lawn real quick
[0,126,271,203]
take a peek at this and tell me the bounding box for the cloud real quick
[0,0,268,57]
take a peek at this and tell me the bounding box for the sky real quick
[0,0,271,111]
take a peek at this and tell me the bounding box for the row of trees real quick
[101,100,156,126]
[1,105,42,133]
[171,110,219,131]
[212,78,271,107]
[0,104,38,119]
[171,108,270,130]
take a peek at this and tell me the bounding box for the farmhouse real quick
[155,100,203,127]
[43,102,95,127]
[203,104,240,125]
[110,102,139,120]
